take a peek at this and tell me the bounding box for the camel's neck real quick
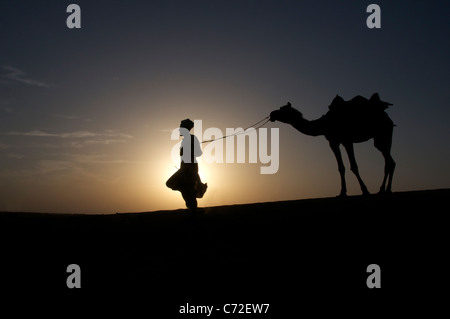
[290,116,325,137]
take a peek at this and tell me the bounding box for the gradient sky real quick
[1,1,449,213]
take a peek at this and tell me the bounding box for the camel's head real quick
[270,102,302,123]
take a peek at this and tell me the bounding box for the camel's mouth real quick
[269,110,278,122]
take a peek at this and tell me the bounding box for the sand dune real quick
[1,189,447,315]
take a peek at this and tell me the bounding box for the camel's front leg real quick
[329,142,347,196]
[343,143,370,196]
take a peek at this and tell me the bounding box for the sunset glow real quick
[1,1,449,213]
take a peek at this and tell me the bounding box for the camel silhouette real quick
[270,93,395,196]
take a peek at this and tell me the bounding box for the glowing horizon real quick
[1,1,449,213]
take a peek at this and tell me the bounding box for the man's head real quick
[180,119,194,131]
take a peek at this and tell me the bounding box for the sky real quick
[0,0,449,213]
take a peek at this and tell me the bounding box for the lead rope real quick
[200,116,270,144]
[173,115,270,170]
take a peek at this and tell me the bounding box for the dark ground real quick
[0,189,448,316]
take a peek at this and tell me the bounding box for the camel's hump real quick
[328,93,392,112]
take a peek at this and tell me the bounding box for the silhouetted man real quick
[166,119,207,212]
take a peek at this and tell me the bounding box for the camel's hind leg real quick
[374,135,396,193]
[380,151,395,193]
